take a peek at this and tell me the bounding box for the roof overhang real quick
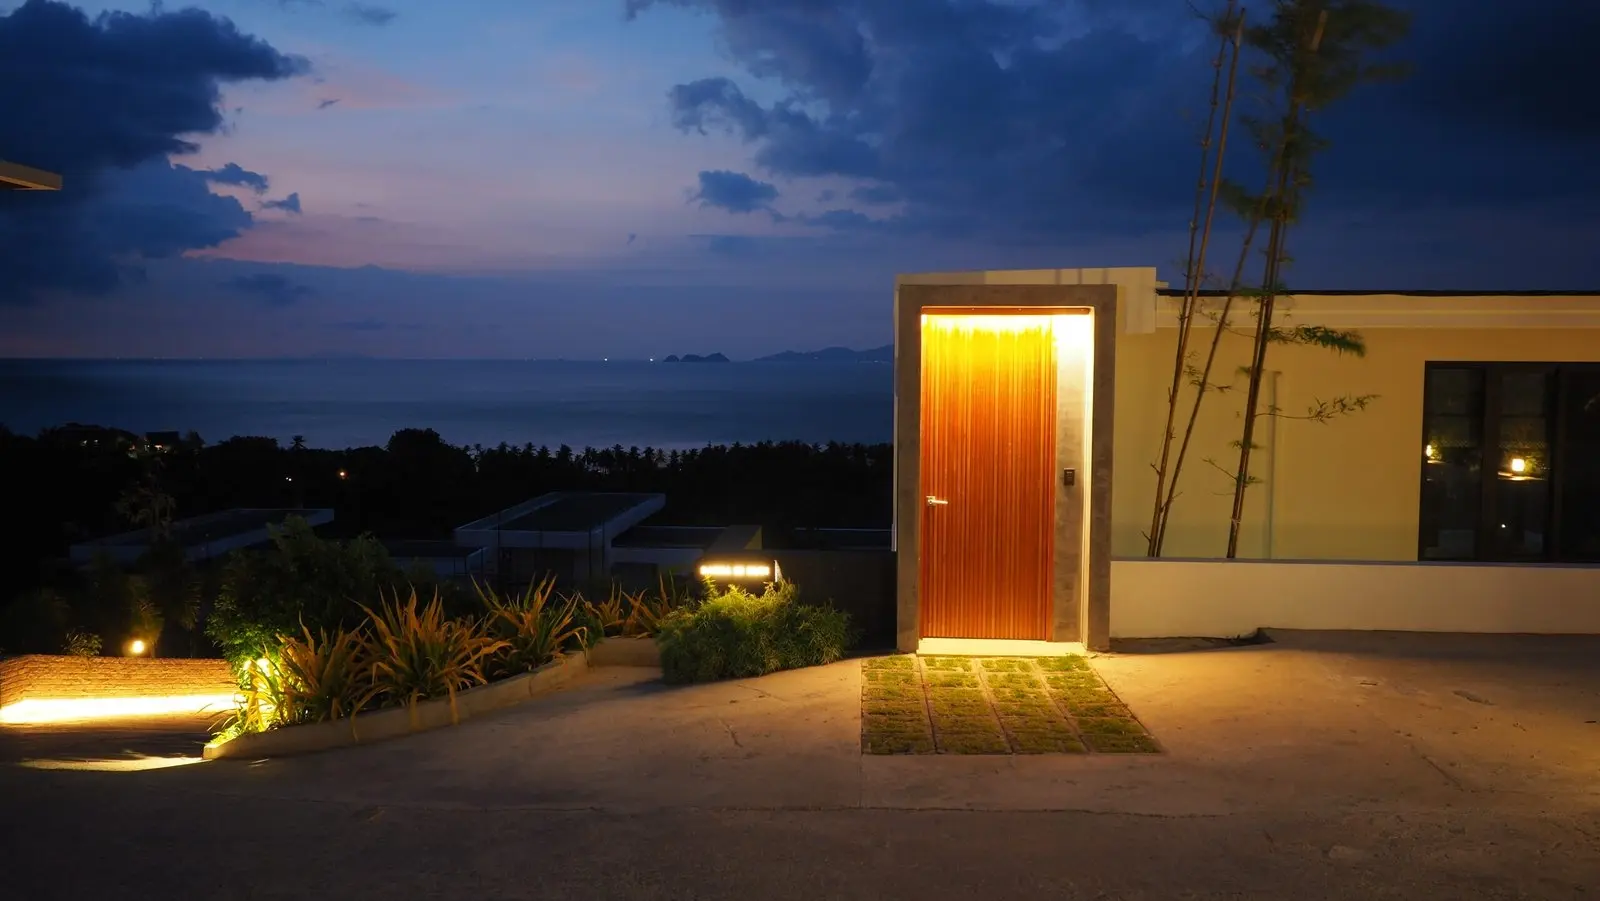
[0,160,62,191]
[896,269,1600,332]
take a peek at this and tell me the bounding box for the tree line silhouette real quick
[1,422,893,604]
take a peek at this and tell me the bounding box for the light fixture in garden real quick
[697,557,781,583]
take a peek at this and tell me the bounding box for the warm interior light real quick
[919,311,1087,640]
[0,694,238,725]
[698,562,773,579]
[128,639,147,655]
[1509,457,1527,474]
[1424,443,1436,460]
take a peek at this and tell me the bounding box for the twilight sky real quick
[0,0,1596,359]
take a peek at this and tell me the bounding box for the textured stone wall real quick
[0,655,235,708]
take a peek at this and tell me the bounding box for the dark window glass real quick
[1558,369,1600,561]
[1420,368,1484,559]
[1488,370,1551,558]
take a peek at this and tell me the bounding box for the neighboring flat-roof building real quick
[70,508,335,566]
[383,540,488,582]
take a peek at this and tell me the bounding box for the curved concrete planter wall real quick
[203,651,589,760]
[587,636,660,667]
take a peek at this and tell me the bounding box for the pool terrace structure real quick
[69,508,335,566]
[455,492,668,585]
[383,540,489,582]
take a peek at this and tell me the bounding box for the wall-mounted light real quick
[1424,443,1437,461]
[127,639,148,656]
[1509,457,1527,475]
[698,559,781,582]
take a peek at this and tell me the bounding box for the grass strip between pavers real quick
[860,655,1159,756]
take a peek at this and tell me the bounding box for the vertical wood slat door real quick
[919,314,1058,640]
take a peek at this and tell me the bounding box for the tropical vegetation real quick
[210,549,849,745]
[0,423,888,657]
[656,580,853,685]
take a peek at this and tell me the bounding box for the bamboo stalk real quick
[1152,6,1249,554]
[1145,1,1241,557]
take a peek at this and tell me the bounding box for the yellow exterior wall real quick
[1112,306,1600,561]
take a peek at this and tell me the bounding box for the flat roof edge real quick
[0,160,62,191]
[72,507,333,549]
[1158,288,1600,297]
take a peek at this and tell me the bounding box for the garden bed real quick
[203,651,588,760]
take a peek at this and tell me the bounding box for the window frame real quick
[1419,361,1600,563]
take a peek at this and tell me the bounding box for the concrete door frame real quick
[894,284,1118,652]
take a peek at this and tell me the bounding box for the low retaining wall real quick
[588,637,660,667]
[204,651,589,760]
[0,655,236,723]
[1111,558,1600,639]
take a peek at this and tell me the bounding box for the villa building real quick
[892,268,1600,652]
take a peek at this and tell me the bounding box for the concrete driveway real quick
[3,631,1596,900]
[0,713,214,769]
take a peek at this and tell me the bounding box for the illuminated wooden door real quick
[919,313,1058,640]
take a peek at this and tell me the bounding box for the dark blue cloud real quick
[203,163,271,193]
[0,0,307,303]
[849,184,900,205]
[691,170,779,214]
[343,3,397,26]
[262,192,303,214]
[267,0,398,27]
[226,273,314,306]
[632,0,1600,280]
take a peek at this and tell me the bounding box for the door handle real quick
[925,495,949,507]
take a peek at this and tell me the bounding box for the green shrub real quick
[61,630,102,657]
[656,581,852,684]
[206,517,404,666]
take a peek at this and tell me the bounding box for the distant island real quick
[660,353,730,363]
[753,344,892,363]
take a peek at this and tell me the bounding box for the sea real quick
[0,359,895,451]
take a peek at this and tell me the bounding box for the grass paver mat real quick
[860,654,1160,755]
